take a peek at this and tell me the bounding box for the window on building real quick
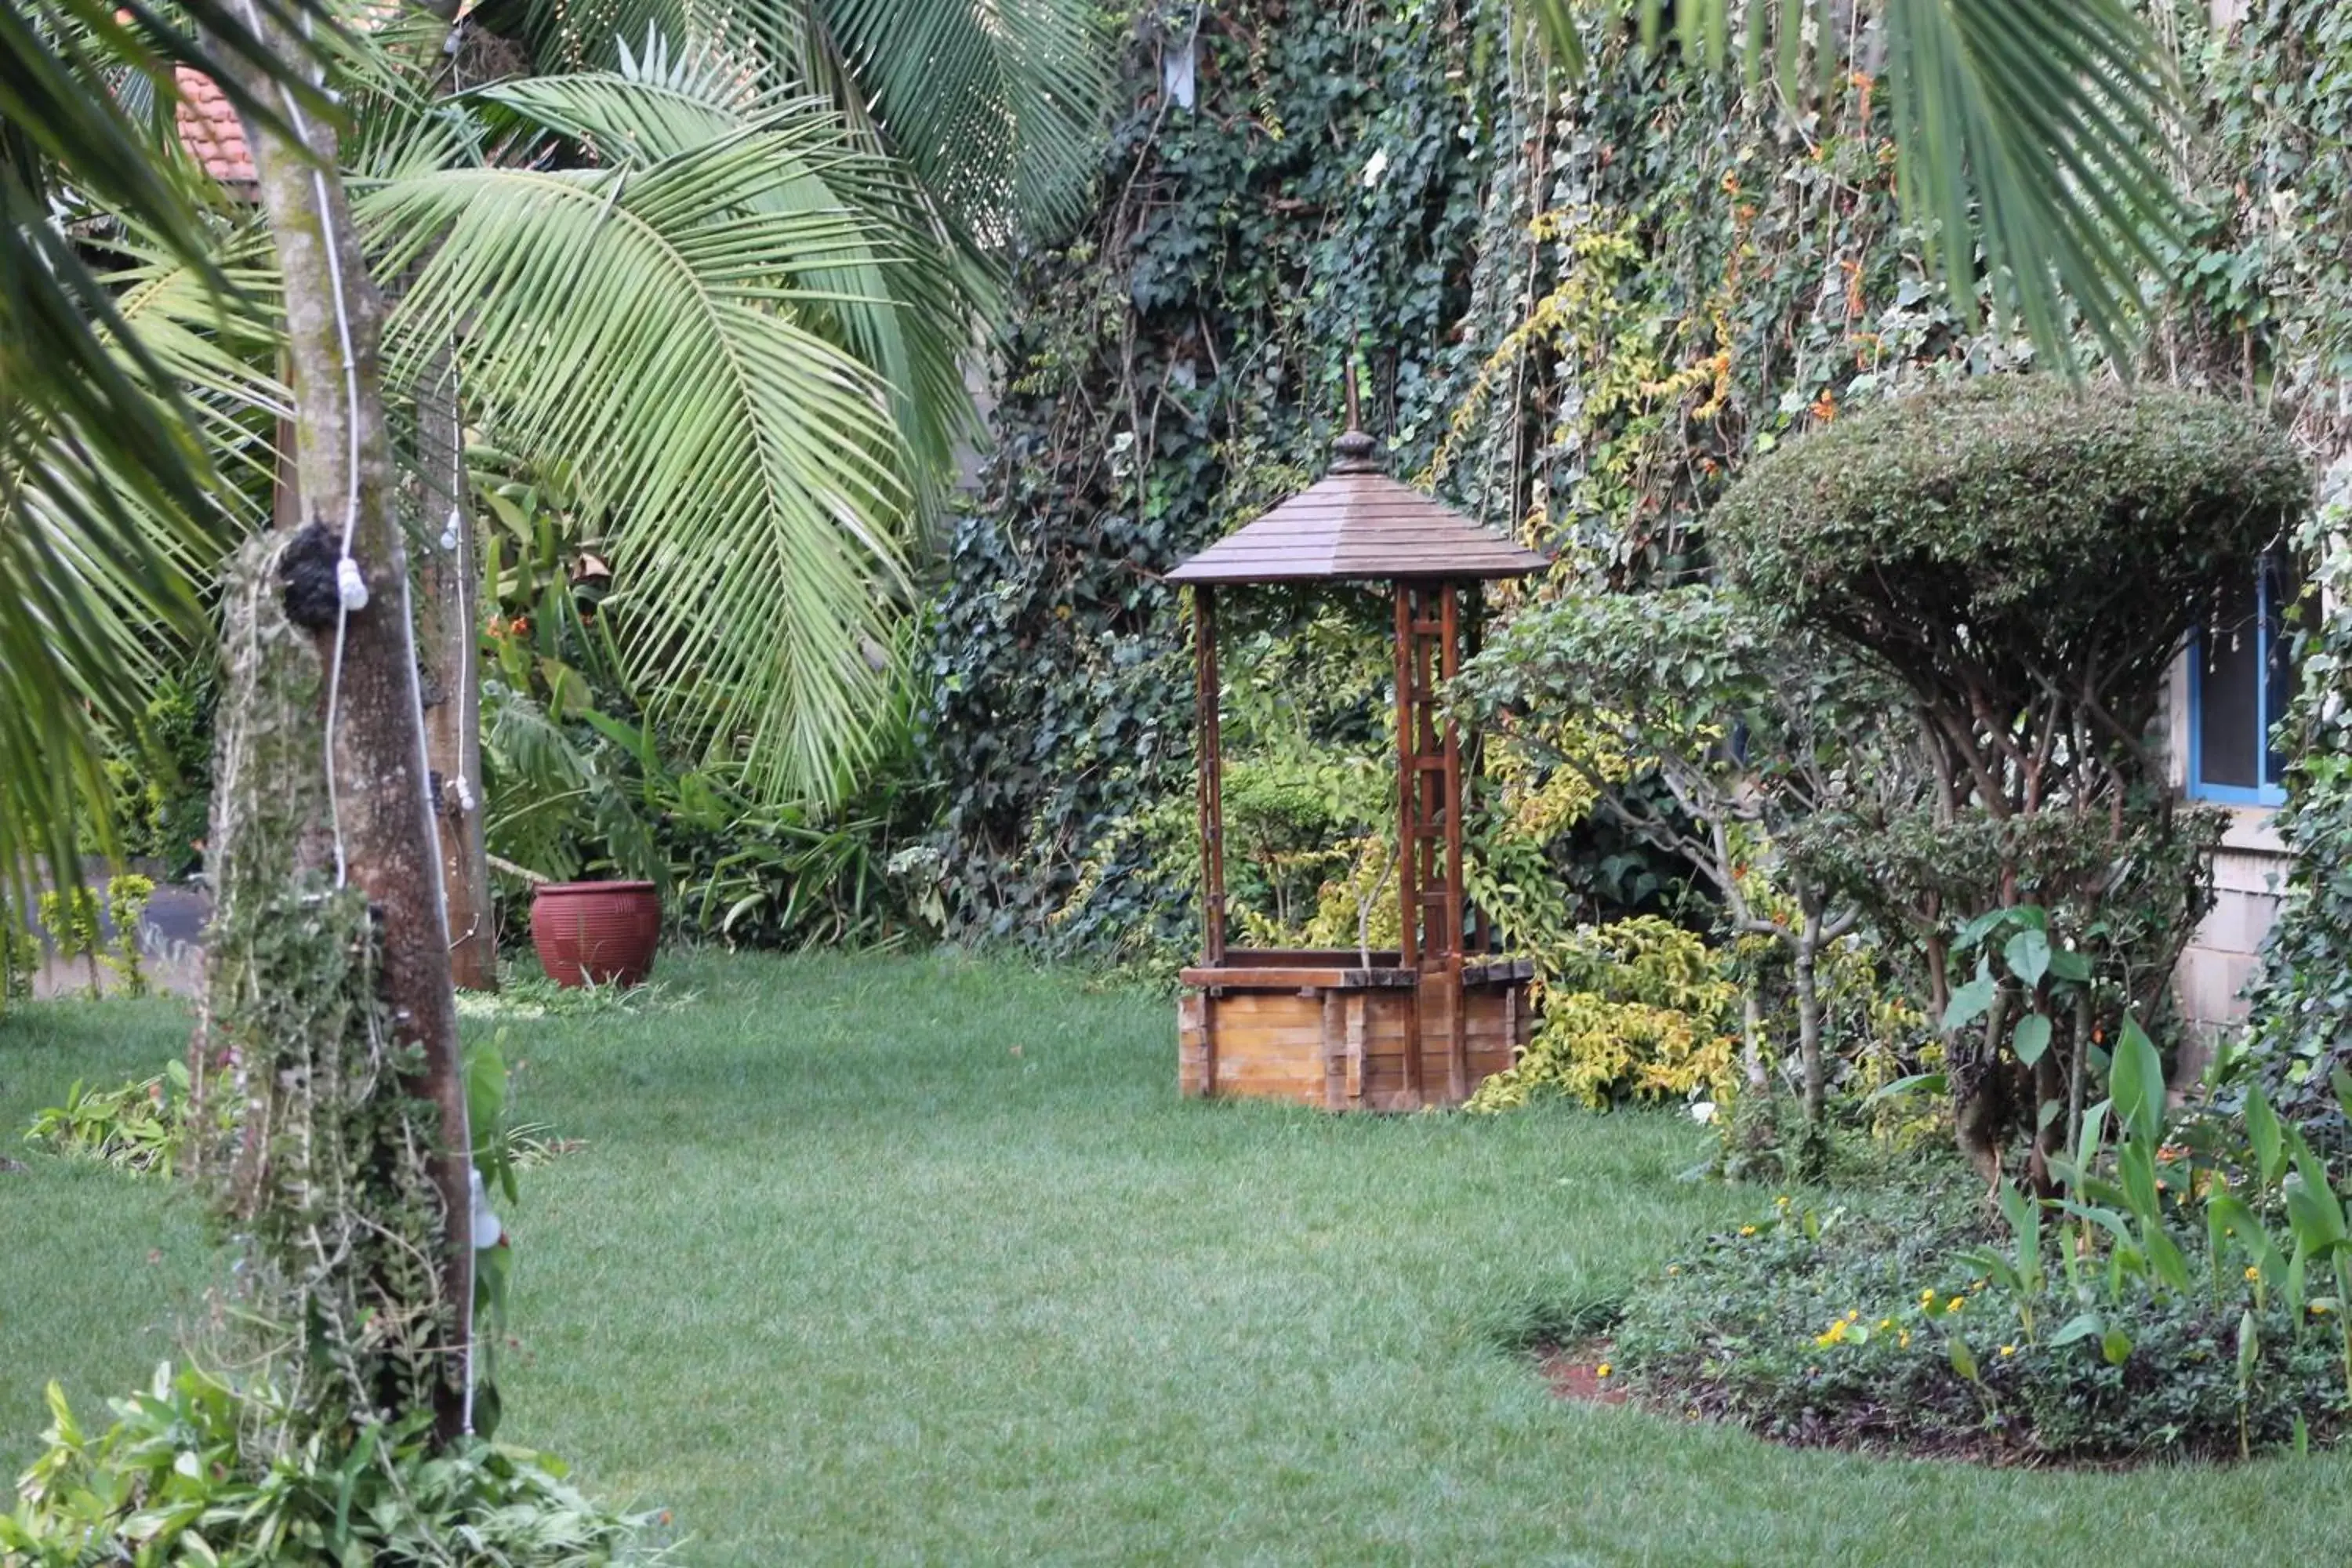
[2188,554,2296,806]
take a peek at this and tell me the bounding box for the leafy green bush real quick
[24,1061,191,1176]
[0,1367,658,1566]
[2248,500,2352,1138]
[34,874,153,1000]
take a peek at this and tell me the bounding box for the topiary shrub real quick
[1711,376,2307,1185]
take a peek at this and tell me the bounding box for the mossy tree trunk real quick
[220,27,472,1442]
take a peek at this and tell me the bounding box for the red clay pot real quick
[529,880,660,989]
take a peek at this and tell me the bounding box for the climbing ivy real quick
[928,0,2325,971]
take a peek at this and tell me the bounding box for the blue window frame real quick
[2187,555,2295,807]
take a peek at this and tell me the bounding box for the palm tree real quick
[3,0,1112,904]
[1523,0,2184,367]
[2,0,1109,1445]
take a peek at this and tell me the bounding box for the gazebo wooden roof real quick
[1167,430,1548,585]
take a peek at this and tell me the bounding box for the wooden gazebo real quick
[1170,409,1546,1110]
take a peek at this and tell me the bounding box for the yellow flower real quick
[1815,1320,1849,1348]
[1775,1195,1791,1210]
[1999,1344,2016,1358]
[1595,1363,1613,1378]
[1898,1330,1911,1349]
[1667,1265,1680,1276]
[2245,1265,2262,1282]
[1845,1309,1860,1322]
[1740,1225,1758,1237]
[1878,1319,1894,1331]
[1919,1287,1936,1304]
[1947,1295,1963,1312]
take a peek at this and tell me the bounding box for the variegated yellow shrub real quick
[1467,916,1737,1112]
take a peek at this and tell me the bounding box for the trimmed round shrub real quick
[1711,376,2306,737]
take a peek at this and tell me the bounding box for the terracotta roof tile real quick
[174,67,256,186]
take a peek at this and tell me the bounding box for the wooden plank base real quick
[1178,956,1536,1110]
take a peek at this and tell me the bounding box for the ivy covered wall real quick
[927,0,2337,969]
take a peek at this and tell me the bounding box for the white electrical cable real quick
[240,0,364,887]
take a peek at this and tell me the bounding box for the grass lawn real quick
[8,949,2352,1563]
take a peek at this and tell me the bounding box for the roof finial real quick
[1332,358,1380,474]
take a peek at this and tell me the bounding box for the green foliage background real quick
[927,0,2009,960]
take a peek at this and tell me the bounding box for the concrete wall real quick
[2161,647,2292,1050]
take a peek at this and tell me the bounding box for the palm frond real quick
[0,0,325,891]
[1521,0,2185,367]
[800,0,1113,239]
[471,0,1111,241]
[470,60,976,493]
[366,128,917,804]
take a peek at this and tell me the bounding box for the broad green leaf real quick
[2012,1013,2052,1067]
[1955,908,2011,949]
[2005,928,2052,988]
[2049,1313,2103,1348]
[2118,1140,2162,1227]
[2246,1086,2285,1187]
[1947,1334,1979,1383]
[2111,1017,2165,1146]
[1943,967,1996,1033]
[2101,1328,2133,1367]
[1862,1071,1947,1106]
[2046,949,2092,984]
[2146,1225,2192,1295]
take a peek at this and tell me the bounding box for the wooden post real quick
[1392,583,1424,1105]
[1193,586,1223,1098]
[1440,584,1468,1102]
[1392,584,1419,971]
[1194,586,1225,966]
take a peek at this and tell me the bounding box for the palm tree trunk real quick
[220,25,472,1442]
[415,349,495,992]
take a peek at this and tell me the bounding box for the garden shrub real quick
[1459,583,1919,1171]
[34,874,153,1000]
[1710,376,2306,1181]
[1466,916,1736,1111]
[1617,1022,2352,1463]
[1611,1180,2345,1462]
[1,1367,656,1566]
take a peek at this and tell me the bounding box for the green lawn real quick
[7,951,2352,1563]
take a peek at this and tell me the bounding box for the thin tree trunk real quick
[2067,988,2092,1162]
[415,350,495,992]
[1792,906,1827,1181]
[2027,1018,2065,1199]
[1740,991,1769,1096]
[1955,988,2012,1188]
[221,27,472,1442]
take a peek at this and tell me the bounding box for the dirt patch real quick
[1538,1339,1628,1406]
[1534,1351,2245,1470]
